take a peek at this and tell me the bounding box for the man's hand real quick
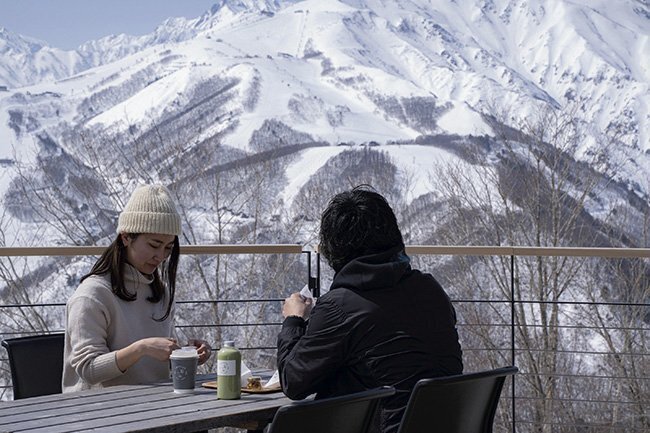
[282,292,313,319]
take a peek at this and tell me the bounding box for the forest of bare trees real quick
[408,106,649,432]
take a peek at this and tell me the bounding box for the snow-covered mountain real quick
[0,1,300,88]
[0,0,648,245]
[0,28,84,88]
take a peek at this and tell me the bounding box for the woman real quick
[63,184,210,392]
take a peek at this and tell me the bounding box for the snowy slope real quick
[0,0,648,209]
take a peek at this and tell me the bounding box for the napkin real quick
[240,362,280,389]
[300,284,315,304]
[264,370,280,389]
[240,360,252,387]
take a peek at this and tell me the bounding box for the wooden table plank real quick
[0,385,171,422]
[0,382,174,414]
[0,372,293,433]
[18,394,291,433]
[0,386,191,425]
[4,391,272,431]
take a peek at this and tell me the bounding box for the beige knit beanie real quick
[116,184,181,236]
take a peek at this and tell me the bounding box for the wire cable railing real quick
[1,244,648,432]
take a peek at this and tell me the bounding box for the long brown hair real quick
[80,234,180,321]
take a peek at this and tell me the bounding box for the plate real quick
[201,381,283,394]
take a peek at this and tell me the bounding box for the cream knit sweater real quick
[62,265,175,393]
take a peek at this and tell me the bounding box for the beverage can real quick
[217,340,241,399]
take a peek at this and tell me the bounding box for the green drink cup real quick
[217,341,241,399]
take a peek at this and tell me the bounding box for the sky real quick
[0,0,217,50]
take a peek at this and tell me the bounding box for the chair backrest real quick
[1,333,65,399]
[268,386,396,433]
[398,366,518,433]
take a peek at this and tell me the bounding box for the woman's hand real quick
[116,337,179,372]
[282,292,313,319]
[138,337,180,361]
[188,339,212,365]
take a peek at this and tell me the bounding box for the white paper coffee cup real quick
[170,347,199,394]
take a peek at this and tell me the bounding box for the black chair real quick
[397,366,518,433]
[1,333,65,399]
[268,386,395,433]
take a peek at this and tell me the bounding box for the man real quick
[277,185,463,433]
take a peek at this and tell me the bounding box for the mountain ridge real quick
[0,0,648,211]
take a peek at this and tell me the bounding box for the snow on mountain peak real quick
[0,27,47,55]
[209,0,291,14]
[1,0,648,196]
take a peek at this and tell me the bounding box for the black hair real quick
[80,233,179,321]
[319,185,404,272]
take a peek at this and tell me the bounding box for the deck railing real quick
[1,245,648,433]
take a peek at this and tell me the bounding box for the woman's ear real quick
[120,233,130,247]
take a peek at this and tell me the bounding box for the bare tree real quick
[0,117,310,384]
[420,105,635,433]
[579,200,650,430]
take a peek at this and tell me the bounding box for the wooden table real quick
[0,372,293,432]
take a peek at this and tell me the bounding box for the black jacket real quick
[277,246,463,433]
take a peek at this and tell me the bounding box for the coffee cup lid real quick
[170,347,198,359]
